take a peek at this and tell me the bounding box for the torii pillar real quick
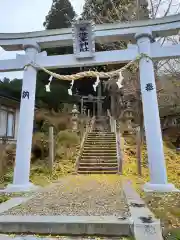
[135,31,177,192]
[6,42,40,192]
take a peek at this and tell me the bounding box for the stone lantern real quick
[123,107,134,134]
[71,104,79,131]
[83,106,87,115]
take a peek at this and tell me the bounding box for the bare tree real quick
[148,0,180,78]
[149,0,180,18]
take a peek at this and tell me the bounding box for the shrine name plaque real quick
[72,20,95,59]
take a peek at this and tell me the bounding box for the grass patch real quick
[7,235,133,239]
[0,130,80,189]
[0,195,10,204]
[30,146,77,187]
[123,135,180,236]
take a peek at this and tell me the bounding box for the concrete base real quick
[134,220,163,240]
[0,197,31,214]
[0,215,131,236]
[143,182,179,192]
[123,181,164,239]
[0,183,39,193]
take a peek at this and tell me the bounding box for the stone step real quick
[89,137,114,139]
[80,155,117,159]
[77,170,118,174]
[83,149,117,153]
[87,135,115,137]
[80,162,118,166]
[87,135,115,138]
[87,138,116,140]
[88,134,115,136]
[92,132,111,134]
[81,156,117,160]
[84,146,116,149]
[86,139,116,142]
[84,144,116,147]
[83,147,116,150]
[79,162,118,166]
[78,166,118,171]
[89,132,114,134]
[87,136,115,138]
[84,143,116,147]
[85,143,116,146]
[0,215,131,236]
[80,160,118,164]
[85,140,116,143]
[82,152,117,156]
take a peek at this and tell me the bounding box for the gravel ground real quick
[0,235,131,240]
[1,175,128,216]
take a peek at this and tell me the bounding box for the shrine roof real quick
[0,91,20,102]
[0,91,20,108]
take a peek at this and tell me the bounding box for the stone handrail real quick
[115,122,124,174]
[115,126,121,174]
[107,109,115,133]
[107,112,123,173]
[75,116,95,172]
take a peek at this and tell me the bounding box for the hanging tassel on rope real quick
[68,80,74,96]
[116,71,124,89]
[45,76,53,92]
[93,75,100,92]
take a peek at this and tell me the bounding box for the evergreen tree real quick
[44,0,76,29]
[0,78,22,100]
[36,0,78,110]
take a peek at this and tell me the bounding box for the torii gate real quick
[0,15,180,192]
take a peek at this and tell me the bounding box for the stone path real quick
[1,175,128,216]
[0,235,131,240]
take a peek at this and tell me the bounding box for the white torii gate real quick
[0,15,180,192]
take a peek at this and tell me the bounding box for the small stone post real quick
[71,104,79,131]
[87,109,90,118]
[48,126,54,172]
[136,126,142,176]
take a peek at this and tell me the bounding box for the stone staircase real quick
[77,118,119,174]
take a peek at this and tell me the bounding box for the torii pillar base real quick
[1,183,39,193]
[143,182,179,193]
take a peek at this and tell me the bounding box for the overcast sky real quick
[0,0,85,79]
